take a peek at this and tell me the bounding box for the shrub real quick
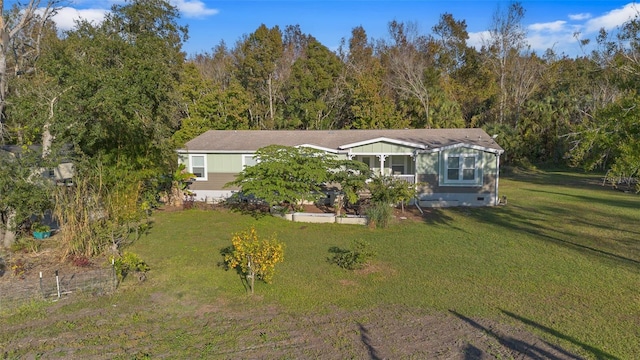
[70,255,92,268]
[10,237,41,253]
[328,239,375,270]
[112,252,150,283]
[32,222,51,233]
[365,203,394,228]
[223,227,284,294]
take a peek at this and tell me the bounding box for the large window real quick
[189,155,207,180]
[445,154,478,183]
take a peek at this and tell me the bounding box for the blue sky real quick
[49,1,639,57]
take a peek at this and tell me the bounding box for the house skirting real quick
[416,193,495,207]
[189,190,236,204]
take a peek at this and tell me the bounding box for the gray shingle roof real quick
[180,129,504,153]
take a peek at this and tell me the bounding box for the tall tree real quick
[38,0,188,256]
[381,21,439,128]
[340,26,404,129]
[432,13,494,126]
[0,0,61,139]
[567,15,640,186]
[190,41,234,89]
[174,62,249,145]
[234,24,284,129]
[482,1,527,125]
[283,37,343,129]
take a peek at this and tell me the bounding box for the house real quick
[1,145,74,185]
[177,129,505,207]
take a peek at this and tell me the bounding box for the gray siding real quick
[417,174,496,195]
[190,173,239,191]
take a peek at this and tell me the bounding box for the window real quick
[243,154,258,168]
[391,156,406,175]
[445,154,478,184]
[189,155,207,180]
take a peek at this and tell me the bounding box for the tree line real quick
[0,0,638,251]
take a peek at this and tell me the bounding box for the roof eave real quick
[339,137,427,150]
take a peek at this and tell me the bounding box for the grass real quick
[1,169,639,359]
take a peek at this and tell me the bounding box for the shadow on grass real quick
[500,309,620,360]
[450,310,585,360]
[357,322,381,360]
[218,245,251,293]
[463,344,483,359]
[527,188,640,211]
[463,204,640,269]
[223,200,270,219]
[505,169,604,189]
[420,207,456,226]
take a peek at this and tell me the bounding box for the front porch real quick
[351,154,417,184]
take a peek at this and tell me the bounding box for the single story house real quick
[177,129,505,207]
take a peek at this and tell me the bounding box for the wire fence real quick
[0,266,117,311]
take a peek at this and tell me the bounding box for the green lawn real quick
[1,169,639,359]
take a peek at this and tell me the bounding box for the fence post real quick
[55,270,61,299]
[112,258,118,290]
[39,272,44,299]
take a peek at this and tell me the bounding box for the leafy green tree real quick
[174,63,249,145]
[368,175,416,210]
[569,94,640,191]
[566,14,640,185]
[234,24,284,129]
[227,145,372,212]
[340,26,405,129]
[226,145,331,210]
[37,0,187,256]
[283,37,344,129]
[0,148,52,247]
[47,0,186,169]
[328,158,371,214]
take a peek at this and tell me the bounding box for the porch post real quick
[495,153,500,205]
[378,155,387,176]
[411,152,418,184]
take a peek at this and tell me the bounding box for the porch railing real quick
[392,174,415,184]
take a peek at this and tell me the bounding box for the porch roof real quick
[179,129,504,154]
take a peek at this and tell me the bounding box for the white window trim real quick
[442,153,482,186]
[189,154,207,181]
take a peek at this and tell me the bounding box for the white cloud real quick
[585,3,639,32]
[48,0,217,32]
[467,30,489,50]
[527,32,580,54]
[173,0,219,18]
[52,7,108,31]
[529,20,566,32]
[569,13,592,21]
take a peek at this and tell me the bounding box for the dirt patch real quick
[0,235,94,284]
[0,288,585,360]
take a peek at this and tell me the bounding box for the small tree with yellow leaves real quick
[224,227,284,294]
